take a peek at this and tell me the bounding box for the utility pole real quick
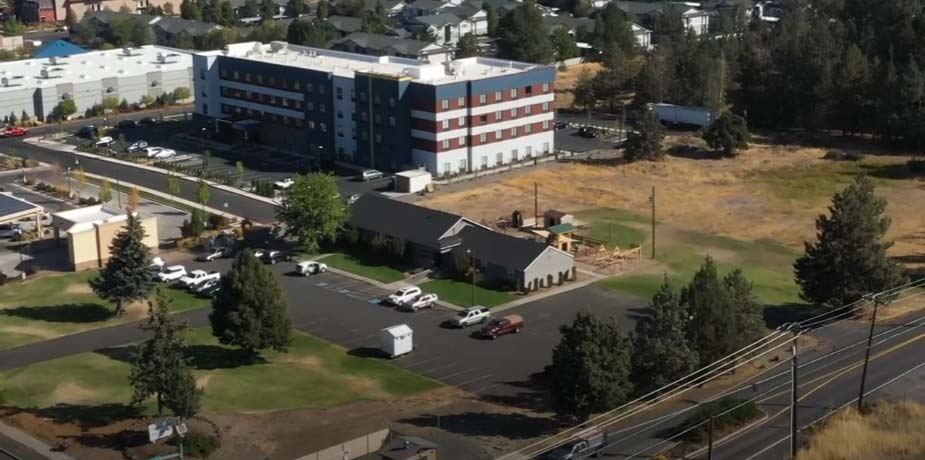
[790,327,800,460]
[707,416,714,460]
[534,182,538,227]
[649,186,656,259]
[858,294,881,411]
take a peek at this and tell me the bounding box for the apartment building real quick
[193,41,555,176]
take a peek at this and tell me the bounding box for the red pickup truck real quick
[480,314,524,339]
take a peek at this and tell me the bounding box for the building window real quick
[319,85,325,94]
[496,151,503,165]
[233,70,239,80]
[256,75,263,84]
[480,133,487,142]
[525,85,532,95]
[294,81,301,90]
[510,108,516,117]
[361,132,368,140]
[308,121,315,129]
[542,102,549,111]
[444,162,451,173]
[457,96,465,107]
[459,159,467,171]
[308,102,314,110]
[336,87,343,100]
[388,116,395,127]
[441,99,449,110]
[374,114,381,124]
[510,127,517,137]
[320,123,327,132]
[510,88,517,98]
[307,83,313,92]
[512,149,518,160]
[480,115,487,124]
[199,69,205,80]
[220,68,228,78]
[360,112,367,121]
[442,139,450,149]
[442,119,449,130]
[459,136,466,146]
[320,104,326,113]
[494,91,502,101]
[495,110,502,121]
[374,95,381,105]
[524,124,532,134]
[543,120,549,130]
[337,110,343,119]
[543,83,550,92]
[495,130,502,140]
[525,105,532,114]
[375,133,382,143]
[543,142,550,153]
[479,94,487,104]
[459,116,466,127]
[360,92,367,102]
[526,146,532,157]
[389,97,395,107]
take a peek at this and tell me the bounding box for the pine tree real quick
[794,175,906,310]
[623,109,666,161]
[550,27,579,62]
[497,0,554,64]
[456,33,480,58]
[550,312,633,421]
[210,249,292,356]
[483,2,498,37]
[682,256,737,367]
[631,276,699,394]
[89,213,156,316]
[723,269,765,350]
[130,289,202,417]
[703,112,750,156]
[316,0,330,18]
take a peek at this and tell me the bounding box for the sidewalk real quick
[0,420,64,460]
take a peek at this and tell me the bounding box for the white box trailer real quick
[380,324,414,358]
[395,170,432,194]
[648,103,715,128]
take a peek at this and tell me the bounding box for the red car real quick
[0,127,28,137]
[479,314,524,339]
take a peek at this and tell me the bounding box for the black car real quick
[577,126,601,138]
[138,117,158,125]
[261,250,291,264]
[195,280,222,298]
[76,125,98,138]
[555,121,569,130]
[117,119,137,129]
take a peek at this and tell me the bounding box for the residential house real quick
[409,14,463,46]
[402,0,452,18]
[226,0,286,18]
[632,23,651,49]
[467,0,517,16]
[84,11,220,46]
[613,1,713,35]
[326,14,364,36]
[17,0,55,23]
[364,0,405,17]
[57,0,171,22]
[347,194,575,291]
[331,32,450,62]
[444,4,486,36]
[544,15,650,49]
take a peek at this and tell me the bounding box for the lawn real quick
[322,252,407,284]
[582,208,802,306]
[0,328,440,413]
[574,208,649,248]
[0,271,210,351]
[419,278,517,308]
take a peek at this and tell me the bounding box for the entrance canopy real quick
[0,192,44,226]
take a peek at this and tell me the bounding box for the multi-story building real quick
[0,45,193,122]
[193,41,556,176]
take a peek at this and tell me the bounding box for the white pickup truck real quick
[450,306,490,328]
[387,286,422,306]
[179,270,221,289]
[157,265,186,282]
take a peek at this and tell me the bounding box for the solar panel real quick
[0,193,41,220]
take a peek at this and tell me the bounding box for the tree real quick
[682,256,738,367]
[166,175,181,199]
[218,1,237,25]
[140,94,156,107]
[89,213,156,316]
[129,186,141,211]
[483,2,499,37]
[180,0,202,20]
[361,0,389,34]
[794,175,907,310]
[497,0,554,64]
[550,27,579,62]
[623,109,666,161]
[173,87,192,100]
[102,96,121,113]
[164,1,176,14]
[99,178,113,203]
[261,0,277,19]
[277,173,348,253]
[129,289,202,417]
[286,18,337,47]
[20,111,30,126]
[316,0,331,18]
[119,4,133,12]
[196,178,210,211]
[550,312,633,421]
[703,112,749,156]
[572,69,597,110]
[333,0,364,16]
[723,269,765,351]
[1,18,26,36]
[235,161,245,185]
[286,0,305,16]
[210,249,292,356]
[571,0,591,17]
[631,276,699,394]
[241,0,259,17]
[456,33,480,58]
[65,7,78,28]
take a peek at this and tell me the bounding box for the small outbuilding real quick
[395,170,432,194]
[52,205,158,271]
[380,324,414,358]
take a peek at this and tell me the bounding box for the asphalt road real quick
[0,432,52,460]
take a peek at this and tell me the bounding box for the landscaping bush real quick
[908,158,925,174]
[0,271,7,286]
[182,211,206,237]
[169,432,220,459]
[679,398,762,444]
[23,265,38,276]
[208,213,229,229]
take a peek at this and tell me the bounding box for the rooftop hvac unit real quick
[1,77,8,87]
[123,47,133,56]
[50,56,58,65]
[157,53,166,63]
[40,69,49,79]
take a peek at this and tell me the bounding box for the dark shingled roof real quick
[326,15,364,34]
[456,225,549,271]
[0,193,42,221]
[333,32,446,56]
[348,193,462,248]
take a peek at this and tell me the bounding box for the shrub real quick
[24,265,38,276]
[0,271,7,286]
[182,211,206,237]
[908,158,925,174]
[679,398,762,444]
[208,213,229,229]
[169,432,220,459]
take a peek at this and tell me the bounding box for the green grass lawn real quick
[323,252,407,283]
[745,158,913,203]
[1,328,440,414]
[574,208,648,248]
[582,208,802,306]
[419,278,517,308]
[0,271,210,351]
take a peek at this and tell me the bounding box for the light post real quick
[467,249,476,306]
[66,166,72,195]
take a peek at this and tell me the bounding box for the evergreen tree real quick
[497,0,554,64]
[361,0,389,34]
[240,0,259,17]
[550,312,633,421]
[456,33,480,58]
[702,112,749,156]
[287,18,337,46]
[682,256,737,367]
[590,3,635,63]
[89,213,156,316]
[832,44,872,134]
[550,27,579,62]
[262,0,277,19]
[316,0,331,18]
[129,289,202,417]
[482,2,498,37]
[723,269,765,350]
[286,0,305,16]
[623,109,666,161]
[277,173,349,253]
[794,175,906,310]
[571,0,591,17]
[180,0,202,20]
[634,45,674,105]
[210,249,292,356]
[631,276,699,394]
[219,0,238,25]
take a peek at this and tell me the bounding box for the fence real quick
[293,428,390,460]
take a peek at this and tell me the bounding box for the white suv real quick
[179,270,221,289]
[387,286,421,305]
[451,306,490,328]
[157,265,187,282]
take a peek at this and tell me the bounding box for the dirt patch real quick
[276,355,322,368]
[555,62,602,109]
[64,283,93,295]
[49,382,102,405]
[121,300,149,320]
[196,373,215,388]
[1,324,59,340]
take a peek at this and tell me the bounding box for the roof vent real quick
[123,47,132,56]
[1,77,8,87]
[50,56,59,65]
[157,53,166,63]
[39,69,49,79]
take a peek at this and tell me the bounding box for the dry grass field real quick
[800,401,925,460]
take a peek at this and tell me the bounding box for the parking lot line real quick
[401,356,442,369]
[433,367,480,381]
[471,382,507,394]
[418,362,460,375]
[451,374,494,388]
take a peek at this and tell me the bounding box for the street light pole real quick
[467,249,476,307]
[790,326,800,460]
[649,186,656,260]
[66,167,72,195]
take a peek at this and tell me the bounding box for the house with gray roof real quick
[409,14,464,45]
[331,32,450,62]
[612,1,713,35]
[84,11,221,46]
[364,0,406,16]
[325,15,365,35]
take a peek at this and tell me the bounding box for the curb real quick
[319,262,468,312]
[0,420,64,460]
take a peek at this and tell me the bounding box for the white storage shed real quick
[395,170,432,194]
[380,324,414,358]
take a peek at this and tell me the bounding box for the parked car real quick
[138,116,158,125]
[261,250,290,264]
[193,279,221,297]
[150,256,166,272]
[143,147,177,159]
[117,119,137,129]
[274,178,295,189]
[480,314,524,339]
[296,260,328,275]
[179,270,221,289]
[554,121,569,131]
[359,169,383,181]
[95,136,114,147]
[399,293,438,312]
[387,286,422,305]
[252,248,267,259]
[577,126,601,138]
[77,125,98,138]
[0,224,23,239]
[450,306,490,328]
[157,265,187,282]
[547,430,607,460]
[196,247,228,262]
[346,194,361,205]
[126,140,148,153]
[0,127,28,137]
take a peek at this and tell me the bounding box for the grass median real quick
[322,252,407,284]
[0,271,210,351]
[419,278,517,308]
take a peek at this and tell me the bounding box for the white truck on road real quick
[648,103,714,128]
[450,306,490,328]
[547,430,608,460]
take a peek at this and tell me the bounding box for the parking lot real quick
[171,253,645,400]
